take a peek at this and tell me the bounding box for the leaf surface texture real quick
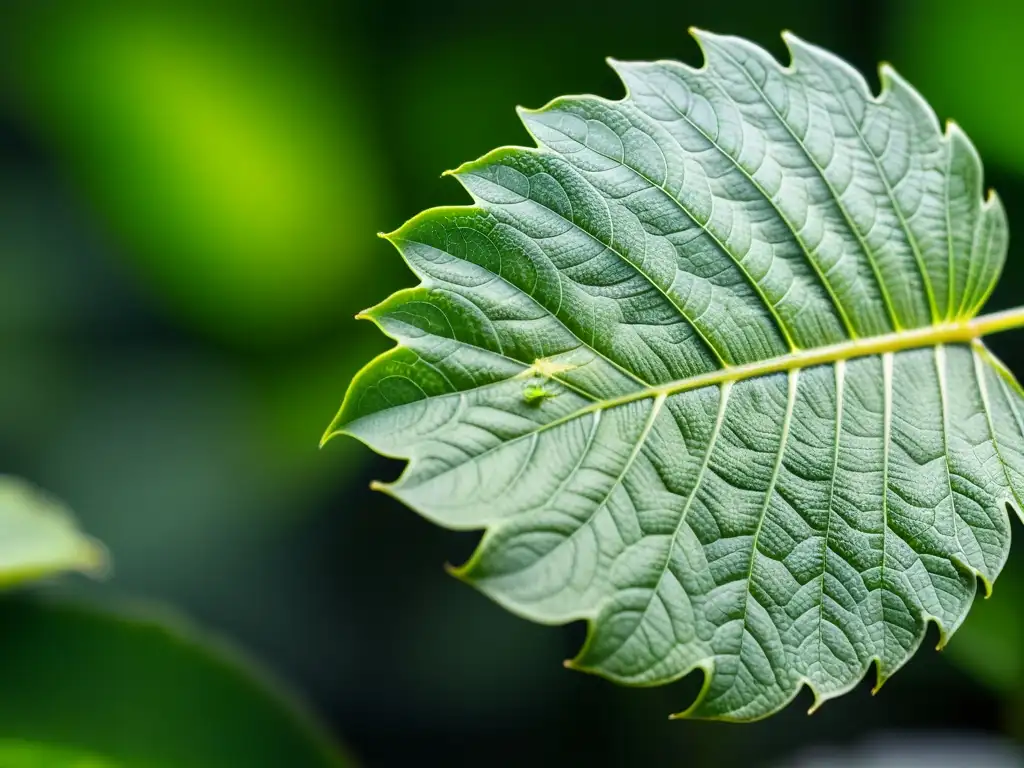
[329,31,1022,720]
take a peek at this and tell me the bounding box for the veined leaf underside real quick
[326,29,1024,721]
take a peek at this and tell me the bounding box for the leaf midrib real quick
[352,316,1020,503]
[526,315,1010,427]
[341,310,1024,457]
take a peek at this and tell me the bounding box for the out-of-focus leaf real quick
[0,738,117,767]
[0,477,105,588]
[0,599,350,768]
[2,4,389,346]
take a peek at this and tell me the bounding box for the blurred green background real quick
[0,0,1022,765]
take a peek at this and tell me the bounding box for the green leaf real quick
[0,477,105,587]
[0,599,350,767]
[325,29,1024,721]
[0,738,118,767]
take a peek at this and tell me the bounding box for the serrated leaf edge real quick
[323,29,1024,721]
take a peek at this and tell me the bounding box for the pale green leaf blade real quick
[327,30,1023,721]
[0,477,106,587]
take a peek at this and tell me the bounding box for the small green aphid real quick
[522,384,557,405]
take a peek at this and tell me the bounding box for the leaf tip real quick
[876,61,903,96]
[803,681,824,715]
[869,658,887,695]
[779,29,811,64]
[942,119,963,144]
[443,561,470,582]
[780,28,803,48]
[605,55,625,74]
[687,26,709,51]
[369,479,389,493]
[605,57,638,96]
[981,576,995,599]
[441,158,478,178]
[320,402,355,449]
